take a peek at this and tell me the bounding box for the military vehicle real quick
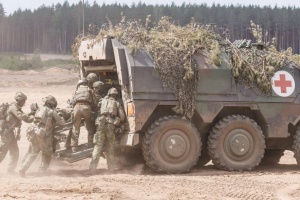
[56,36,300,174]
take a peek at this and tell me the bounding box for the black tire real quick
[293,127,300,165]
[142,116,201,173]
[208,115,265,171]
[260,149,284,165]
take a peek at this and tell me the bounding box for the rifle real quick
[15,127,21,140]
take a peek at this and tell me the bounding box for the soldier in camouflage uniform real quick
[0,92,34,173]
[92,81,105,112]
[86,73,99,145]
[86,73,98,90]
[19,95,65,177]
[71,78,94,152]
[89,87,125,173]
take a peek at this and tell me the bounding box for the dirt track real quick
[1,68,300,200]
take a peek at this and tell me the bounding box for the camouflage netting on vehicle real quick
[226,21,300,95]
[74,16,223,119]
[72,17,300,118]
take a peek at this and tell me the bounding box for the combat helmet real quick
[43,95,57,108]
[15,92,27,101]
[108,88,118,96]
[93,81,104,88]
[86,73,98,84]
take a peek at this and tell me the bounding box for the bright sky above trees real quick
[1,0,300,15]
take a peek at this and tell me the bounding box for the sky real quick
[1,0,300,15]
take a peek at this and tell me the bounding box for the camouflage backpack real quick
[0,103,9,120]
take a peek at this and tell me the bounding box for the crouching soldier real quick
[0,92,34,174]
[89,88,125,174]
[19,95,65,177]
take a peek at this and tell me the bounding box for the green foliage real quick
[77,16,222,119]
[0,54,75,71]
[2,3,300,54]
[0,54,32,70]
[42,59,76,68]
[228,21,300,95]
[74,17,300,118]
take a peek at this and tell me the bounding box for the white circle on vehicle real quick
[272,70,295,97]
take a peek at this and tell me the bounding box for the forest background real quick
[0,1,300,54]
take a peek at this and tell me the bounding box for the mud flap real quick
[54,144,94,163]
[120,133,139,146]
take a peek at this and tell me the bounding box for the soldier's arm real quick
[52,111,65,126]
[89,89,96,106]
[117,102,125,122]
[10,107,34,123]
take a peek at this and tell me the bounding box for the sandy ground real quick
[1,68,300,200]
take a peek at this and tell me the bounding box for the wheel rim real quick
[224,129,254,161]
[159,129,190,163]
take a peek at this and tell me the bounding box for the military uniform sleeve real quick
[90,90,98,111]
[52,111,65,126]
[117,103,125,122]
[89,89,96,106]
[10,106,34,123]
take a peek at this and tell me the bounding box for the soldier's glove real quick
[30,103,39,113]
[113,117,120,126]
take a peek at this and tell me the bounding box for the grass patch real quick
[0,53,77,71]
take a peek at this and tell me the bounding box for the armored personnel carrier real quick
[57,36,300,174]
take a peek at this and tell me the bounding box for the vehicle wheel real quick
[208,115,265,171]
[293,127,300,165]
[260,149,284,165]
[142,116,201,173]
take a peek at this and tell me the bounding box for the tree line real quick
[0,1,300,54]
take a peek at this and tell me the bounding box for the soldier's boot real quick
[19,168,26,178]
[65,129,72,150]
[19,152,38,177]
[38,154,51,175]
[19,165,30,178]
[88,164,97,175]
[107,156,118,172]
[72,146,79,153]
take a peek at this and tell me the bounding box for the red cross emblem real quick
[272,71,295,97]
[274,74,292,93]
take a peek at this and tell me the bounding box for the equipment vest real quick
[34,106,53,124]
[100,98,117,116]
[74,86,91,103]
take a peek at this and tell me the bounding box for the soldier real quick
[86,73,98,89]
[19,95,65,177]
[86,73,99,145]
[92,80,105,116]
[71,78,94,152]
[89,87,125,173]
[92,81,105,109]
[0,92,34,173]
